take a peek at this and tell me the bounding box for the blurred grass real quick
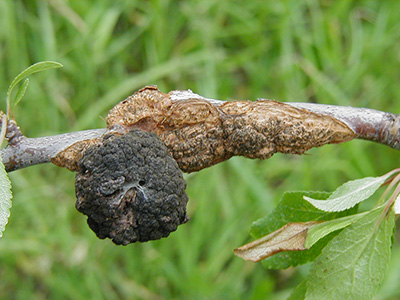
[1,0,400,299]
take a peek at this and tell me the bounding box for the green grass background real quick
[1,0,400,299]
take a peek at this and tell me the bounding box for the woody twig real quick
[1,86,399,173]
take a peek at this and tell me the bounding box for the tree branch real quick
[169,89,400,149]
[288,102,400,149]
[2,126,106,172]
[1,87,399,173]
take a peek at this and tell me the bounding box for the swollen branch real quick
[1,86,399,173]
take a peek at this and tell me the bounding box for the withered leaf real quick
[234,221,320,262]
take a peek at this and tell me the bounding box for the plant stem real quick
[1,128,106,172]
[1,89,400,173]
[287,102,400,149]
[170,90,400,149]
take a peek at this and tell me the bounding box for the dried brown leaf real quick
[234,221,320,262]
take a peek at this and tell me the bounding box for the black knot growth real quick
[75,129,189,245]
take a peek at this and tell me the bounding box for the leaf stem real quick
[376,170,400,207]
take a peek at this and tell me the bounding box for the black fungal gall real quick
[75,129,189,245]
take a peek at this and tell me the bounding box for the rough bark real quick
[1,86,399,173]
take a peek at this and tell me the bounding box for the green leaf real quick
[249,191,358,269]
[304,172,393,212]
[304,206,395,300]
[287,280,307,300]
[6,61,63,110]
[304,211,369,248]
[0,158,12,237]
[13,78,30,108]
